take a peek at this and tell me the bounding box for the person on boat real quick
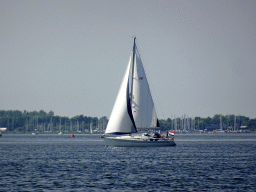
[153,132,161,138]
[165,131,169,138]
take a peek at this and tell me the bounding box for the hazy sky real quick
[1,0,255,119]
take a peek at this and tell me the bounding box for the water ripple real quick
[0,134,256,191]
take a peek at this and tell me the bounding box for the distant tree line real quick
[0,110,255,132]
[0,110,108,133]
[159,114,256,132]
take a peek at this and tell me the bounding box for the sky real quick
[1,0,256,119]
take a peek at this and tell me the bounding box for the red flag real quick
[169,131,175,135]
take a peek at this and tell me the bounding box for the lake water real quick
[0,133,256,191]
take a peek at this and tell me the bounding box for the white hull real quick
[104,136,176,147]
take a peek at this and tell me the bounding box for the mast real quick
[130,37,136,102]
[234,115,236,131]
[59,117,61,132]
[220,114,222,131]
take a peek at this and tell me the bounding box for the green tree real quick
[247,119,256,131]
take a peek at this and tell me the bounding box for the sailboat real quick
[90,122,93,134]
[58,117,63,135]
[32,129,37,135]
[103,37,176,147]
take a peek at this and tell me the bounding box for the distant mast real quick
[220,114,222,132]
[59,117,61,132]
[234,115,236,131]
[90,120,93,134]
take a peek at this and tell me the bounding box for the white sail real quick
[132,44,158,128]
[105,54,136,134]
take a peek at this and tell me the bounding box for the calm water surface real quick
[0,133,256,191]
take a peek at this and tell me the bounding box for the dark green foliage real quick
[158,114,255,132]
[0,110,107,132]
[0,110,255,132]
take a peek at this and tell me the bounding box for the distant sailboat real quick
[32,129,37,135]
[0,128,6,137]
[90,121,93,134]
[103,37,176,147]
[58,117,63,135]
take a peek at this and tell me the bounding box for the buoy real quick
[71,134,74,138]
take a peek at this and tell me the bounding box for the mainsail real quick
[105,38,159,134]
[105,54,136,134]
